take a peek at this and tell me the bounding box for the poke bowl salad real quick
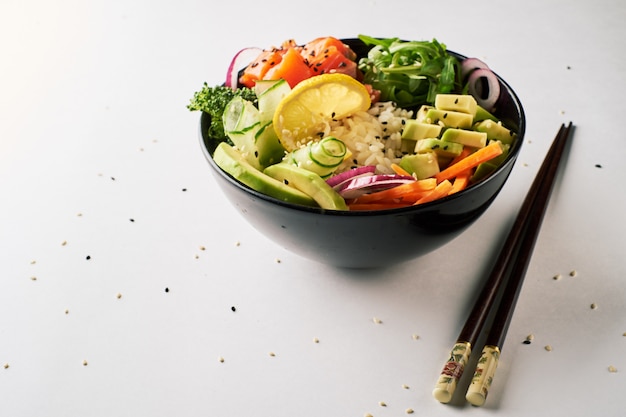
[189,35,524,213]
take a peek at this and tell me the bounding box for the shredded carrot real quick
[390,163,412,177]
[351,178,436,204]
[414,180,454,205]
[435,142,503,183]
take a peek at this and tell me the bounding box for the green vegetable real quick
[357,35,462,108]
[187,83,257,142]
[285,136,347,178]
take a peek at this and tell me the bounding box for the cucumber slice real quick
[257,79,291,123]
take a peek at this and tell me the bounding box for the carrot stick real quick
[351,178,437,204]
[448,170,471,195]
[390,163,413,177]
[448,147,472,166]
[414,180,453,205]
[435,142,503,184]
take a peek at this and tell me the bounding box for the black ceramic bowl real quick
[199,38,525,268]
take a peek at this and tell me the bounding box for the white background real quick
[1,0,625,416]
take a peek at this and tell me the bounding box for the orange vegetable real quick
[351,178,436,204]
[414,180,454,205]
[448,171,471,195]
[390,163,412,177]
[435,142,503,184]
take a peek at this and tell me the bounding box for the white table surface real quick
[2,0,625,416]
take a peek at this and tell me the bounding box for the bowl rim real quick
[199,38,526,216]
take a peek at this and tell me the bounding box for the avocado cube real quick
[399,152,440,180]
[441,128,487,148]
[435,94,478,116]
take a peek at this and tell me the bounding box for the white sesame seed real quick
[30,276,37,281]
[591,303,598,310]
[373,317,382,324]
[402,384,410,389]
[412,334,420,340]
[378,401,387,407]
[275,258,281,263]
[61,240,67,246]
[30,260,36,264]
[553,274,562,280]
[3,363,9,369]
[313,337,319,343]
[569,270,577,277]
[608,365,617,373]
[269,352,275,357]
[526,334,535,342]
[406,408,414,414]
[219,356,224,363]
[83,360,88,366]
[544,345,553,352]
[199,245,206,251]
[116,293,122,299]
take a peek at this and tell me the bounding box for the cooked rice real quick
[321,101,413,174]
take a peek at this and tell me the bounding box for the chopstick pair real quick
[432,122,575,406]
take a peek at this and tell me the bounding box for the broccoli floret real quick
[187,83,257,141]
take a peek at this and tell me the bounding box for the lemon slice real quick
[272,73,371,152]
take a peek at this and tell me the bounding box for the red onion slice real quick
[326,165,376,189]
[467,68,500,112]
[461,57,490,80]
[225,47,263,89]
[338,174,415,199]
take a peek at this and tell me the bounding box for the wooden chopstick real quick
[464,122,574,406]
[432,122,574,404]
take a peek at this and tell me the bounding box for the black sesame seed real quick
[86,255,91,260]
[129,218,135,222]
[182,188,187,192]
[522,340,532,345]
[595,164,603,168]
[231,306,236,312]
[165,287,169,293]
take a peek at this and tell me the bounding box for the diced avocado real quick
[415,105,434,122]
[213,142,316,207]
[473,105,499,123]
[415,138,464,158]
[471,162,498,182]
[441,128,487,148]
[400,120,443,153]
[402,120,444,140]
[474,120,517,145]
[264,163,348,211]
[425,109,473,129]
[434,94,477,116]
[399,152,440,180]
